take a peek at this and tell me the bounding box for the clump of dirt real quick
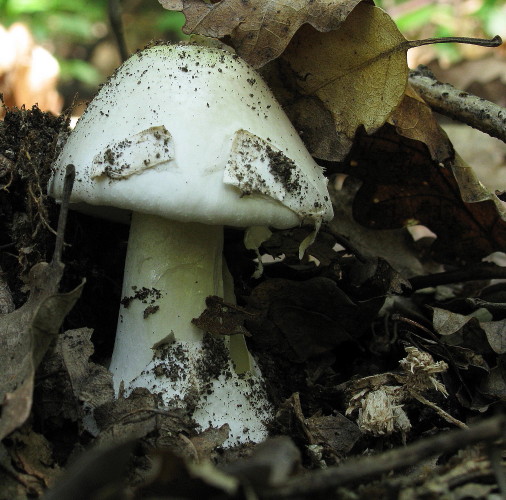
[198,333,231,387]
[121,286,162,318]
[0,104,68,300]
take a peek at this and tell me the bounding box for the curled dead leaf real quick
[160,0,363,68]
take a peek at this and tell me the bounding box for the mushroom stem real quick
[109,212,272,445]
[109,212,225,390]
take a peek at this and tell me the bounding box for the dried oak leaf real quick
[159,0,364,68]
[266,2,409,161]
[432,306,506,356]
[0,260,84,440]
[388,85,454,163]
[340,124,506,264]
[35,328,114,427]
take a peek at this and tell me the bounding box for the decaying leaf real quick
[275,393,361,461]
[192,295,254,337]
[0,267,84,440]
[94,388,194,448]
[43,440,136,500]
[388,85,454,163]
[305,413,362,457]
[328,177,429,278]
[245,277,379,362]
[339,124,506,264]
[273,3,408,161]
[432,306,506,356]
[35,328,114,429]
[159,0,363,68]
[9,430,60,492]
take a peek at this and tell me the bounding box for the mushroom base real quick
[109,213,272,445]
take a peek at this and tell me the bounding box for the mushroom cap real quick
[50,43,333,229]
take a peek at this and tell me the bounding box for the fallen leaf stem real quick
[409,66,506,143]
[264,413,506,497]
[406,34,502,49]
[52,164,75,264]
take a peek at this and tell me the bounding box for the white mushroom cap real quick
[49,43,333,228]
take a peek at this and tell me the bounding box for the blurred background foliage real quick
[0,0,504,113]
[375,0,506,65]
[0,0,186,110]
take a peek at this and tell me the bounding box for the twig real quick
[52,164,75,264]
[408,390,468,430]
[408,262,506,290]
[263,414,506,497]
[409,66,506,143]
[108,0,129,62]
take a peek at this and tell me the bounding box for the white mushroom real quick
[49,43,333,446]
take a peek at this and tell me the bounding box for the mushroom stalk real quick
[109,212,224,387]
[109,212,272,444]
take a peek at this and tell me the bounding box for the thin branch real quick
[52,164,75,265]
[409,66,506,143]
[263,414,506,497]
[408,262,506,290]
[108,0,129,62]
[408,390,468,430]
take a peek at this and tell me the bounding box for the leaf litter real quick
[3,2,506,498]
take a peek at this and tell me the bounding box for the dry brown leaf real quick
[328,176,429,278]
[388,85,454,163]
[266,3,409,160]
[1,429,61,497]
[0,275,84,440]
[192,295,254,337]
[305,413,361,456]
[35,328,114,427]
[339,124,506,264]
[159,0,364,68]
